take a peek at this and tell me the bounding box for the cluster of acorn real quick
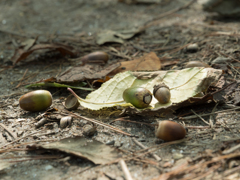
[123,84,186,141]
[123,83,171,109]
[19,83,186,141]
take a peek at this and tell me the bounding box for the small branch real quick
[110,117,156,127]
[0,123,17,140]
[132,137,161,161]
[0,130,45,149]
[180,107,240,120]
[222,144,240,155]
[14,68,28,89]
[119,159,133,180]
[66,111,134,137]
[209,103,218,128]
[191,109,210,126]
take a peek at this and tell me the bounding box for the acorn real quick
[153,83,171,104]
[123,87,152,109]
[185,61,211,68]
[19,90,52,112]
[81,51,109,65]
[155,120,186,141]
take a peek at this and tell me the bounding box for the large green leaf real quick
[76,67,222,110]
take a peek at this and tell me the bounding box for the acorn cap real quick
[153,83,169,96]
[64,94,80,110]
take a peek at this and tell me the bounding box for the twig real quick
[227,62,240,76]
[159,43,192,55]
[218,51,240,64]
[135,138,189,155]
[180,107,240,120]
[191,109,210,126]
[153,152,240,180]
[119,159,133,180]
[110,117,156,127]
[0,130,45,149]
[222,143,240,155]
[132,137,161,161]
[0,123,17,140]
[66,111,134,137]
[185,126,210,129]
[14,68,28,89]
[209,103,218,128]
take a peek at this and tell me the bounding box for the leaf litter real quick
[28,136,119,165]
[1,0,240,179]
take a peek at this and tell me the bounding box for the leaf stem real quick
[67,88,124,105]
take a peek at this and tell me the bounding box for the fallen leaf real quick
[28,136,119,164]
[109,52,161,75]
[21,38,37,51]
[0,161,13,172]
[96,28,142,45]
[92,76,111,86]
[160,57,179,68]
[11,43,76,65]
[75,68,222,113]
[57,63,120,83]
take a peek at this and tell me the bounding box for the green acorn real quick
[19,90,52,112]
[123,87,152,109]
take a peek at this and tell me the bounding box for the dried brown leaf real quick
[109,52,161,75]
[28,136,119,164]
[11,43,76,65]
[57,63,120,83]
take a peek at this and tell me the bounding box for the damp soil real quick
[1,0,240,180]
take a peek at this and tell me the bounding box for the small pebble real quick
[106,140,115,145]
[83,124,96,136]
[172,153,183,160]
[45,165,53,170]
[186,43,199,52]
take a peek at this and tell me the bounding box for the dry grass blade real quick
[66,110,134,137]
[132,137,161,161]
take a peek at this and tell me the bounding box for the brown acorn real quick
[155,120,186,141]
[19,90,52,112]
[123,87,152,109]
[81,51,109,65]
[153,83,171,104]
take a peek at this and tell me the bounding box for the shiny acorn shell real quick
[64,94,80,110]
[153,83,171,104]
[155,120,186,141]
[185,61,211,68]
[123,87,152,109]
[81,51,109,64]
[19,90,52,112]
[60,116,72,129]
